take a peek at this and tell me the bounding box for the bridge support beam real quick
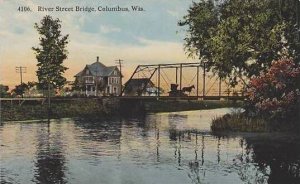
[175,67,178,84]
[121,65,140,96]
[196,66,199,97]
[219,77,222,97]
[180,64,183,91]
[158,65,161,97]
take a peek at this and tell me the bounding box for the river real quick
[1,108,300,184]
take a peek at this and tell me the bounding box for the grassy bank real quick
[0,98,118,121]
[211,111,300,132]
[211,112,268,132]
[145,100,242,113]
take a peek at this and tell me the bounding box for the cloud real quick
[100,25,121,34]
[0,0,196,88]
[65,36,194,83]
[167,10,179,18]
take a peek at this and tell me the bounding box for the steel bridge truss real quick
[121,62,233,97]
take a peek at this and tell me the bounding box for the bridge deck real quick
[0,96,245,101]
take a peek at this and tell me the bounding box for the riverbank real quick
[145,100,242,113]
[0,98,119,121]
[211,111,300,132]
[0,98,242,121]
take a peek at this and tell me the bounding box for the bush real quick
[247,57,300,121]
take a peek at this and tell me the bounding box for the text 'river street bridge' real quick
[121,62,245,100]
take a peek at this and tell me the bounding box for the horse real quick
[182,85,195,95]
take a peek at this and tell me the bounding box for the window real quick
[85,76,94,83]
[109,77,118,84]
[86,70,89,75]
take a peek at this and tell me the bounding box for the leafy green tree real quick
[27,81,37,89]
[179,1,218,59]
[71,78,82,91]
[11,83,28,97]
[0,84,10,97]
[180,0,300,86]
[32,15,69,91]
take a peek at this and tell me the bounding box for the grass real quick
[145,100,243,113]
[211,110,300,133]
[0,99,116,121]
[211,111,268,132]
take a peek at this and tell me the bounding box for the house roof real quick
[74,61,118,77]
[125,78,155,88]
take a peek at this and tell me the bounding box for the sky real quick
[0,0,196,89]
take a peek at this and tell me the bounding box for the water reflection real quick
[34,121,67,184]
[242,135,300,184]
[0,109,300,184]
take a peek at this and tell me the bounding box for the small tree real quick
[11,83,28,97]
[247,57,300,120]
[0,85,10,97]
[32,15,69,92]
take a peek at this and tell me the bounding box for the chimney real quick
[96,56,99,62]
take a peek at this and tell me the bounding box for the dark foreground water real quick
[1,108,300,184]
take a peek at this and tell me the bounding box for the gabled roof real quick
[74,70,83,77]
[125,78,155,88]
[74,60,118,77]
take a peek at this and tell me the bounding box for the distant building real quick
[124,78,156,96]
[74,57,121,96]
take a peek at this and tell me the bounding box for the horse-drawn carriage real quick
[168,84,195,97]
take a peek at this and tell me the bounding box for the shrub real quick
[247,57,300,121]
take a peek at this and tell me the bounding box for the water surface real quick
[1,108,300,184]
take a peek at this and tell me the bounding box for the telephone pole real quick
[15,66,26,84]
[115,59,123,96]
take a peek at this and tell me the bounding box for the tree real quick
[11,83,28,97]
[32,15,69,91]
[0,84,10,97]
[180,0,300,86]
[247,57,300,120]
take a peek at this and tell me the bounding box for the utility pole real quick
[15,66,26,98]
[115,59,123,96]
[15,66,26,84]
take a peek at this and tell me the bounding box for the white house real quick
[74,57,122,96]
